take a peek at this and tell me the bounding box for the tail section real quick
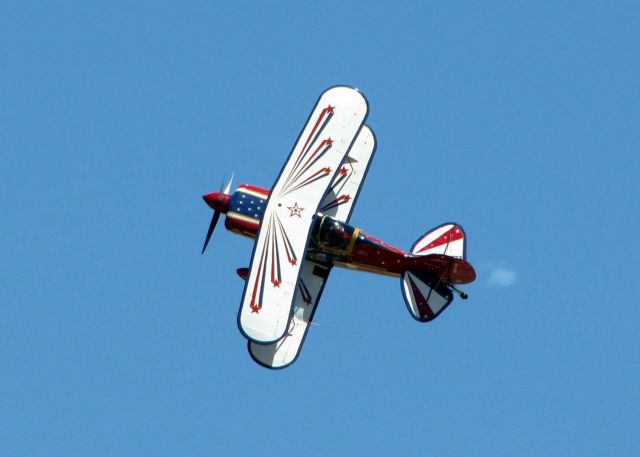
[401,270,454,322]
[410,223,466,258]
[401,223,469,322]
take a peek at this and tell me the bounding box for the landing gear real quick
[449,284,469,300]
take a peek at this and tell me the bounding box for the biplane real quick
[201,86,476,369]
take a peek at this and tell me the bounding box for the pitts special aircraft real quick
[201,86,476,369]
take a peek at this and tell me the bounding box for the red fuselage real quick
[203,184,475,285]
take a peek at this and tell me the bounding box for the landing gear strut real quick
[449,284,469,300]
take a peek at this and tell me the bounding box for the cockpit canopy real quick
[316,216,356,253]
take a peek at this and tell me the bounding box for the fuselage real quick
[204,184,475,284]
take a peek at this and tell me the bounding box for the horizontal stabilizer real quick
[401,270,453,322]
[411,223,466,258]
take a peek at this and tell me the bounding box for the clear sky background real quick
[2,1,639,455]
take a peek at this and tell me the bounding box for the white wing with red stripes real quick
[318,125,376,223]
[238,86,368,343]
[248,261,331,368]
[247,125,376,367]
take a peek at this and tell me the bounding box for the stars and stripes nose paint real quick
[224,184,269,235]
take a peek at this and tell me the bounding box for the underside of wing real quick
[238,86,368,343]
[248,261,331,369]
[318,125,376,223]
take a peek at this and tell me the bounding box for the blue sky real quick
[2,1,639,455]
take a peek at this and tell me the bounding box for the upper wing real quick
[248,126,376,367]
[238,86,368,343]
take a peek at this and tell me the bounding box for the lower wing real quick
[248,261,331,369]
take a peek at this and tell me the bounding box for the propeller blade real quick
[202,172,233,254]
[222,172,234,194]
[201,210,221,254]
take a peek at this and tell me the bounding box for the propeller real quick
[201,210,221,254]
[201,173,233,254]
[221,172,234,195]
